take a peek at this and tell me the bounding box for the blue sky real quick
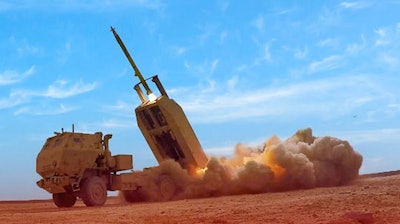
[0,1,399,200]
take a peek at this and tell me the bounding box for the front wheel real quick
[53,192,77,208]
[80,176,107,207]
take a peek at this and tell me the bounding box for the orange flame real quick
[264,150,286,178]
[195,167,208,176]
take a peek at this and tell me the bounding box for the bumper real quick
[37,176,71,193]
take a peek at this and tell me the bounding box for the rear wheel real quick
[157,175,176,201]
[52,192,76,208]
[80,176,107,206]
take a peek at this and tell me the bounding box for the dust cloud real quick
[121,128,363,202]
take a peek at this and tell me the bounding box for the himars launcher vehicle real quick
[36,27,208,207]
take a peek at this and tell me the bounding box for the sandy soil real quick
[1,172,399,224]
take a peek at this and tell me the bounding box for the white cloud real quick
[374,28,390,46]
[17,40,41,56]
[0,66,35,85]
[177,75,379,123]
[371,24,400,73]
[251,14,265,33]
[379,53,400,69]
[56,40,73,65]
[175,47,187,55]
[5,80,96,100]
[226,75,238,90]
[100,119,134,129]
[0,93,27,109]
[210,59,219,74]
[294,46,308,59]
[200,79,217,94]
[374,23,400,49]
[204,145,234,156]
[234,64,248,73]
[340,1,370,9]
[105,100,132,112]
[346,37,366,54]
[334,128,400,145]
[14,104,77,116]
[196,24,217,44]
[263,44,272,62]
[385,103,400,117]
[315,7,341,27]
[42,80,98,98]
[13,107,30,116]
[308,55,341,74]
[248,41,275,66]
[274,8,294,16]
[101,100,134,117]
[0,79,98,110]
[317,38,339,48]
[184,59,220,77]
[41,104,77,115]
[1,0,165,11]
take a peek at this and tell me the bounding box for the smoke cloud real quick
[120,128,363,202]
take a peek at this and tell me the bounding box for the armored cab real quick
[36,130,133,207]
[36,132,104,192]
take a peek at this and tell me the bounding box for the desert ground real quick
[1,172,399,224]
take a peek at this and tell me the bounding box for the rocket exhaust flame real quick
[195,167,208,176]
[121,128,362,202]
[148,93,157,102]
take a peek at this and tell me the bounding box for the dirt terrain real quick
[1,172,399,224]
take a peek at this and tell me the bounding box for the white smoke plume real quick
[120,128,363,202]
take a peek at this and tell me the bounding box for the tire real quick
[80,176,107,207]
[157,175,176,201]
[52,192,77,208]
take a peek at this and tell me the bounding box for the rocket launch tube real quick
[111,26,153,96]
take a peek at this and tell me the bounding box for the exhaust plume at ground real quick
[121,128,363,202]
